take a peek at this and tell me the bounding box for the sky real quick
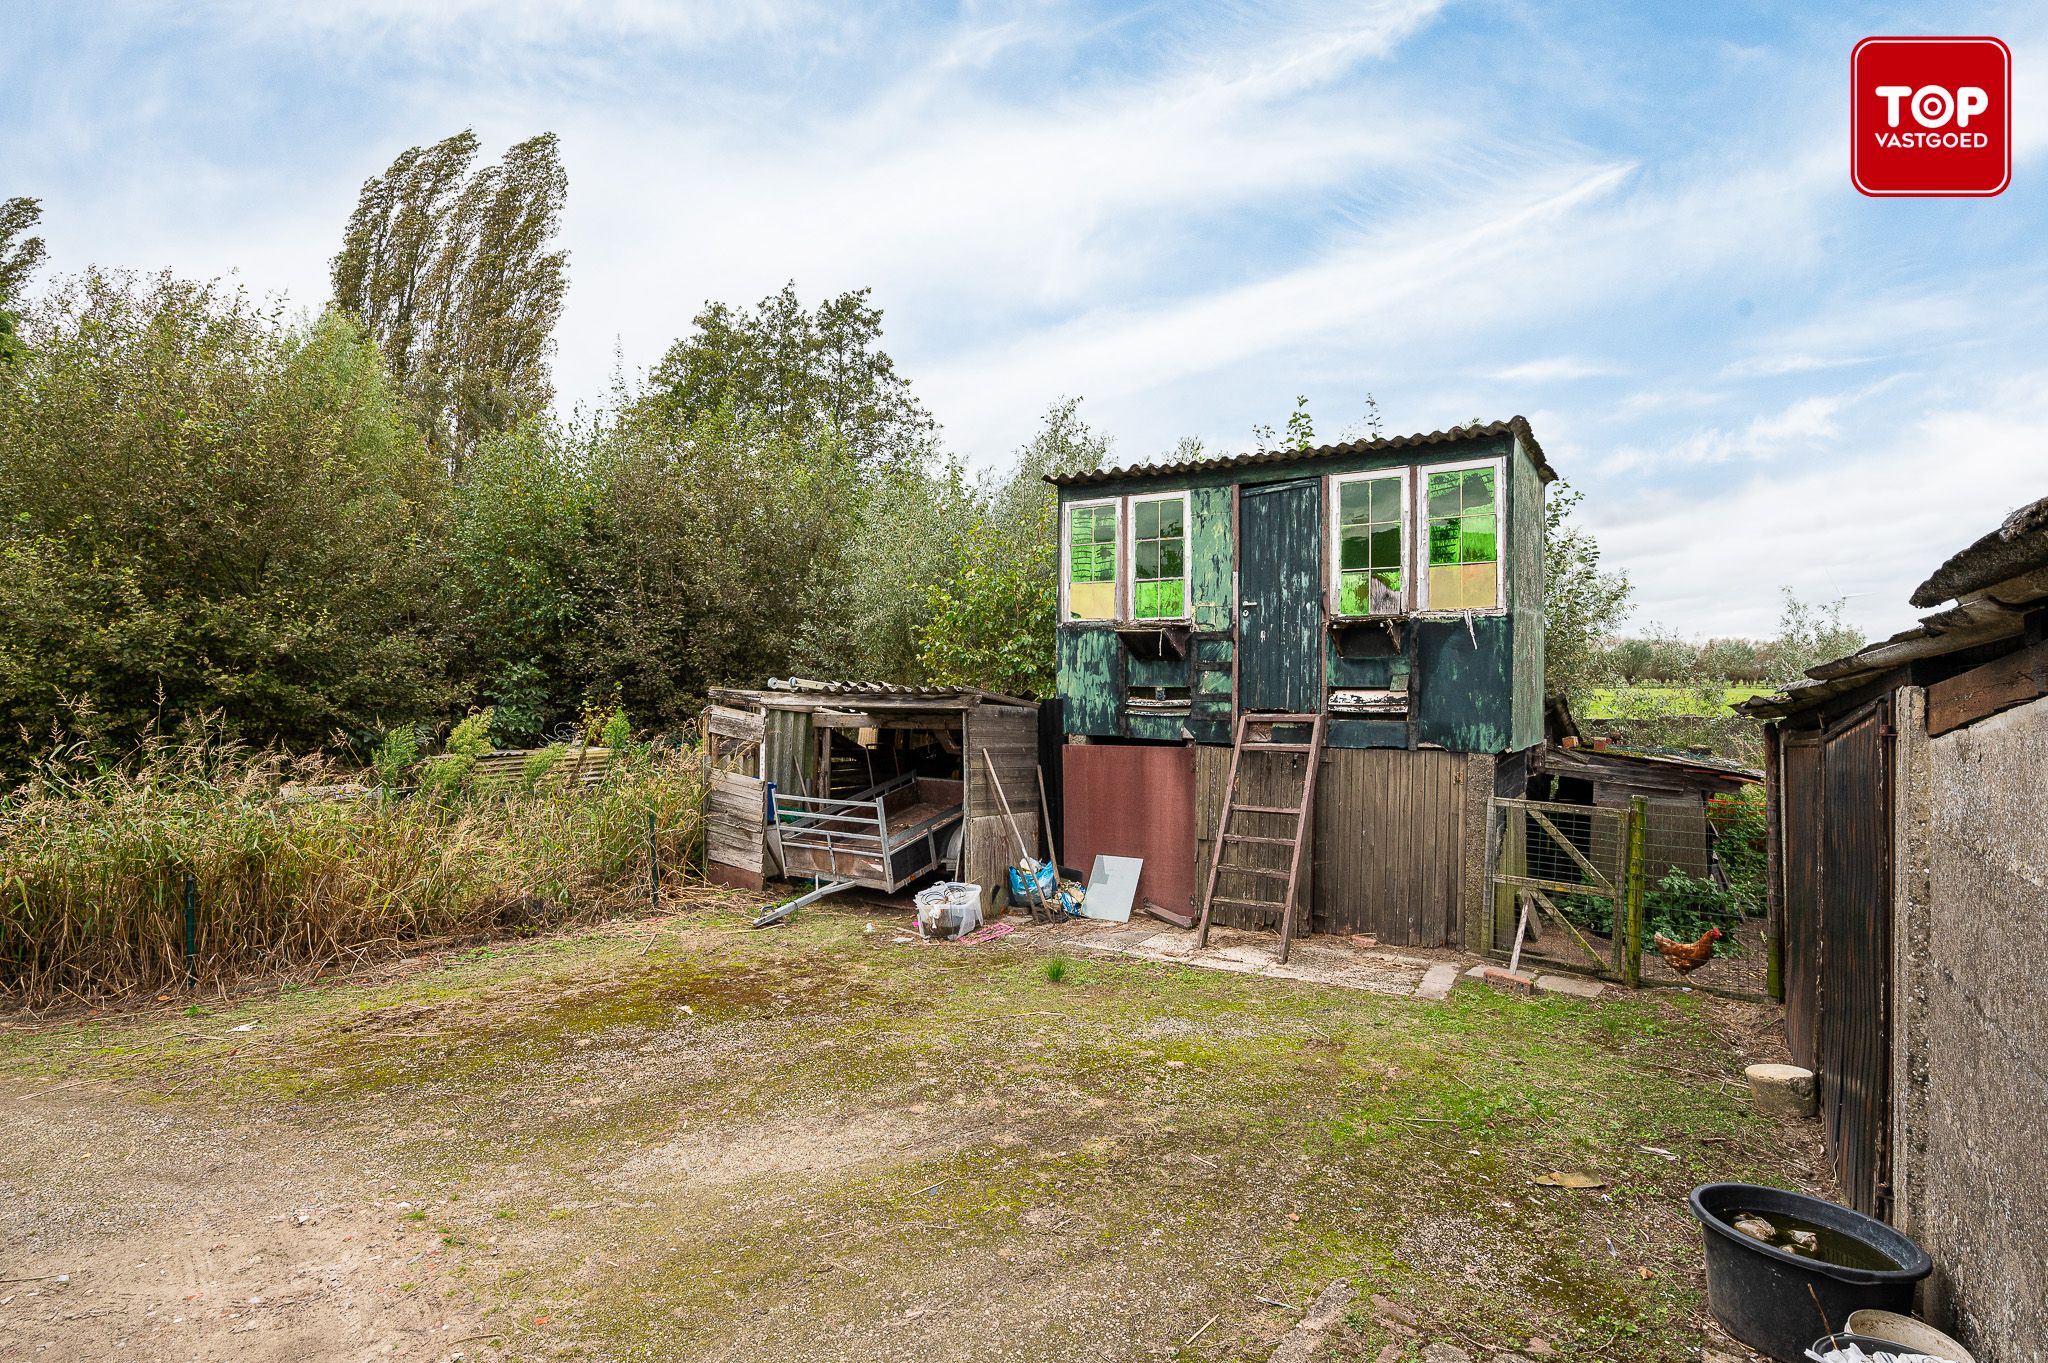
[5,0,2045,641]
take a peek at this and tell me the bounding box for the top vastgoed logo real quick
[1852,36,2010,197]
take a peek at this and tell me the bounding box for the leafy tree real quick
[573,403,857,728]
[1542,479,1633,705]
[1761,589,1863,682]
[644,283,938,470]
[0,271,457,763]
[331,131,569,468]
[447,418,599,743]
[916,398,1110,696]
[0,196,48,368]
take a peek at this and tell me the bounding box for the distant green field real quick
[1580,686,1769,720]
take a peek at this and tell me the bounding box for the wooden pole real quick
[1624,796,1648,988]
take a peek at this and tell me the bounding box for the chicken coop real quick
[701,681,1042,914]
[1049,419,1551,952]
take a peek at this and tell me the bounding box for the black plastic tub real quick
[1689,1183,1933,1363]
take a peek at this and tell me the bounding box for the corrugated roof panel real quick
[1044,416,1555,489]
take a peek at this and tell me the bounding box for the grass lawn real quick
[1578,687,1769,721]
[0,897,1821,1362]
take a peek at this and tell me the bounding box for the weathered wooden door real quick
[1818,699,1892,1218]
[1238,480,1322,714]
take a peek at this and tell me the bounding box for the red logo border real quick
[1851,35,2011,198]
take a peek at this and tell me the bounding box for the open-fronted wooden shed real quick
[701,680,1041,912]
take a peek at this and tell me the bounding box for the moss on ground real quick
[0,900,1810,1361]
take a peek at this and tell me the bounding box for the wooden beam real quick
[1926,636,2048,737]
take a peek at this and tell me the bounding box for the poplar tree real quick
[331,131,569,469]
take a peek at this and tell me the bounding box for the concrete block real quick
[1414,962,1461,1000]
[1481,967,1535,995]
[1532,973,1606,1000]
[1745,1062,1818,1119]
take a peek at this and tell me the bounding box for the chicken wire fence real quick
[1486,790,1771,999]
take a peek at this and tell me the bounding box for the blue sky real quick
[5,0,2045,639]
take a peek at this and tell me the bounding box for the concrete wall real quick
[1891,685,2048,1359]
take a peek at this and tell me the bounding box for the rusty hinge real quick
[1879,724,1897,738]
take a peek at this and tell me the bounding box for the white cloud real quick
[1488,357,1619,383]
[1589,374,2048,638]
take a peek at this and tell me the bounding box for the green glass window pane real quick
[1136,540,1160,580]
[1134,581,1155,617]
[1157,580,1183,617]
[1340,533,1368,571]
[1373,567,1402,594]
[1156,499,1182,537]
[1094,509,1115,542]
[1338,571,1372,615]
[1429,518,1461,566]
[1370,525,1401,569]
[1461,511,1496,563]
[1427,472,1462,519]
[1160,540,1183,578]
[1370,477,1401,523]
[1461,469,1495,512]
[1340,480,1372,524]
[1135,499,1157,539]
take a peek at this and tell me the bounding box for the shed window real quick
[1131,493,1187,620]
[1332,472,1406,616]
[1424,465,1500,611]
[1065,501,1117,620]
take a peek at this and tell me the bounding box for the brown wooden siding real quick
[1780,732,1823,1069]
[962,703,1043,901]
[1195,745,1471,945]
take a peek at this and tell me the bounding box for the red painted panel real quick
[1061,744,1197,915]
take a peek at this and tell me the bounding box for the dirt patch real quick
[0,901,1830,1363]
[597,1108,950,1191]
[0,1095,492,1363]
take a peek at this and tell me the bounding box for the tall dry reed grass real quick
[0,734,705,1005]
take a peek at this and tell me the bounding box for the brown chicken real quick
[1652,925,1723,974]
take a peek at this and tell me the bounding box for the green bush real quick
[1710,786,1767,916]
[1643,870,1737,951]
[418,709,495,800]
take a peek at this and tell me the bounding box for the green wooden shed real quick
[1048,417,1554,948]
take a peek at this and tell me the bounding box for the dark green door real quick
[1238,479,1322,714]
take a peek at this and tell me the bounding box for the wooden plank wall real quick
[1196,746,1470,945]
[962,704,1042,900]
[706,769,768,889]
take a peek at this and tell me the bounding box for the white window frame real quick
[1326,468,1411,618]
[1127,489,1193,624]
[1059,496,1121,623]
[1414,455,1508,616]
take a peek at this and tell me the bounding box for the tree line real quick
[2,129,1827,772]
[0,133,1116,769]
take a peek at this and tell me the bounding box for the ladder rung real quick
[1228,803,1301,816]
[1243,742,1313,752]
[1221,832,1297,846]
[1216,863,1291,880]
[1210,896,1286,912]
[1245,713,1320,724]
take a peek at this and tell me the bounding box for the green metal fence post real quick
[647,811,661,908]
[183,873,198,987]
[1623,797,1647,988]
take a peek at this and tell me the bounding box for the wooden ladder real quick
[1195,710,1325,963]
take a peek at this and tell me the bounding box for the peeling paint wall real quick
[1054,431,1546,754]
[1892,688,2048,1360]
